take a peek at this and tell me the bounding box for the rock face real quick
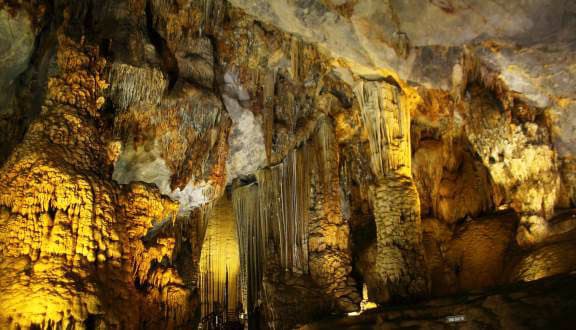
[0,28,193,328]
[0,0,575,329]
[465,85,559,246]
[301,272,576,330]
[0,5,39,163]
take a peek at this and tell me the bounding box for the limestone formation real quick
[465,85,559,246]
[0,28,192,329]
[355,80,428,302]
[308,117,361,312]
[0,0,575,329]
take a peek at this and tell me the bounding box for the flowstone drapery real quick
[232,146,312,324]
[232,118,361,326]
[232,183,265,321]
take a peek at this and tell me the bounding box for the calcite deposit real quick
[0,0,575,329]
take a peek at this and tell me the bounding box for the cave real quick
[0,0,575,329]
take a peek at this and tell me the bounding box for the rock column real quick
[354,80,428,302]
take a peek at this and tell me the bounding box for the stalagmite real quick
[0,30,193,328]
[354,80,428,302]
[308,117,361,312]
[198,196,240,323]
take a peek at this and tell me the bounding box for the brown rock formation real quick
[301,272,576,330]
[0,27,193,328]
[0,1,575,328]
[354,80,428,302]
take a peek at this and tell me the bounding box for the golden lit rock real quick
[0,1,575,328]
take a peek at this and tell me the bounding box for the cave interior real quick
[0,0,576,329]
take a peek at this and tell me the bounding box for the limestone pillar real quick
[354,80,428,302]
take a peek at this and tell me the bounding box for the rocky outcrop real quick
[301,272,576,330]
[0,0,575,328]
[465,85,559,246]
[262,260,333,330]
[0,27,194,328]
[0,4,44,164]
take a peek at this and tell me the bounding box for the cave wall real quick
[0,0,575,328]
[0,18,194,328]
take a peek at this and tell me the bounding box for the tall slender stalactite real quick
[232,145,317,328]
[354,80,428,302]
[232,183,265,326]
[257,147,311,274]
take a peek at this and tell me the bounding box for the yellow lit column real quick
[354,80,428,302]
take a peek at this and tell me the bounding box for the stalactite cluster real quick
[231,145,313,323]
[107,63,167,110]
[257,147,311,274]
[1,1,576,328]
[232,183,263,322]
[114,84,232,193]
[231,119,361,327]
[355,80,411,177]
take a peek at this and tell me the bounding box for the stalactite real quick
[114,83,231,191]
[229,143,317,328]
[290,37,303,82]
[232,183,263,320]
[199,0,225,35]
[354,80,411,177]
[354,79,428,302]
[107,62,167,109]
[257,145,311,273]
[263,70,276,163]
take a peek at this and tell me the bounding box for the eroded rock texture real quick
[0,0,575,328]
[465,85,559,246]
[0,27,192,328]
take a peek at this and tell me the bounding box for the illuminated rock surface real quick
[0,0,575,329]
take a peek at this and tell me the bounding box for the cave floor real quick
[300,272,576,330]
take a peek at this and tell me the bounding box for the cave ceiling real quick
[0,0,575,329]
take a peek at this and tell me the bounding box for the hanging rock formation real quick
[0,0,576,329]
